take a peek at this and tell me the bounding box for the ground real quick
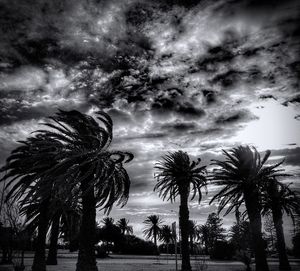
[1,252,300,271]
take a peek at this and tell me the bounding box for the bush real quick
[114,235,157,255]
[95,245,108,258]
[210,241,235,260]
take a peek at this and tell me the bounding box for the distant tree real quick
[205,213,225,253]
[117,218,133,235]
[98,217,122,253]
[197,224,209,255]
[143,215,162,250]
[154,151,207,271]
[188,220,198,255]
[102,217,114,228]
[210,146,286,271]
[229,220,252,252]
[160,225,173,255]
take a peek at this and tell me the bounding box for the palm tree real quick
[262,180,300,270]
[36,110,133,271]
[188,220,197,255]
[143,215,162,249]
[210,145,286,271]
[117,218,133,235]
[1,110,133,271]
[197,225,209,255]
[154,151,207,271]
[46,211,61,265]
[160,225,173,255]
[0,134,60,271]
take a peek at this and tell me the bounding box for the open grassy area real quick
[1,253,300,271]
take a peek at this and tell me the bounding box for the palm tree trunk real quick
[46,212,61,265]
[179,191,191,271]
[272,207,291,270]
[32,200,49,271]
[244,193,269,271]
[76,183,98,271]
[190,235,193,255]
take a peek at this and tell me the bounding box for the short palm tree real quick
[143,215,162,249]
[196,225,209,255]
[210,145,286,271]
[188,220,197,255]
[160,225,173,255]
[154,151,207,271]
[262,180,300,270]
[117,218,133,235]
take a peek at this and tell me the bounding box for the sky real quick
[0,0,299,245]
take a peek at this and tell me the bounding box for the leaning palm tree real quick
[210,145,287,271]
[262,180,300,270]
[0,134,61,271]
[1,110,133,271]
[35,110,133,271]
[117,218,133,235]
[154,151,207,271]
[143,215,162,249]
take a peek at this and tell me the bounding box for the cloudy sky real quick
[0,0,299,244]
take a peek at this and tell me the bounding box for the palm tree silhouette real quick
[197,224,209,255]
[154,151,207,271]
[1,110,133,271]
[188,220,197,255]
[262,179,300,270]
[210,145,287,271]
[160,225,173,255]
[0,134,61,271]
[38,110,133,271]
[117,218,133,235]
[143,215,162,250]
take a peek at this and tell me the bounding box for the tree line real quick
[0,110,299,271]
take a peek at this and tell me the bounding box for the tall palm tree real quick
[210,145,286,271]
[154,151,207,271]
[117,218,133,235]
[143,215,162,249]
[160,225,173,255]
[262,180,300,270]
[36,110,133,271]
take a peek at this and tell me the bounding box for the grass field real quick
[1,252,300,271]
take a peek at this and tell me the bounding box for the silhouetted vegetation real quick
[0,108,299,271]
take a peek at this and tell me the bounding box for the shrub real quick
[114,235,157,255]
[210,241,235,260]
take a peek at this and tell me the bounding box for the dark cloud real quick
[283,93,300,106]
[202,89,217,104]
[161,121,197,132]
[271,147,300,167]
[215,110,257,125]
